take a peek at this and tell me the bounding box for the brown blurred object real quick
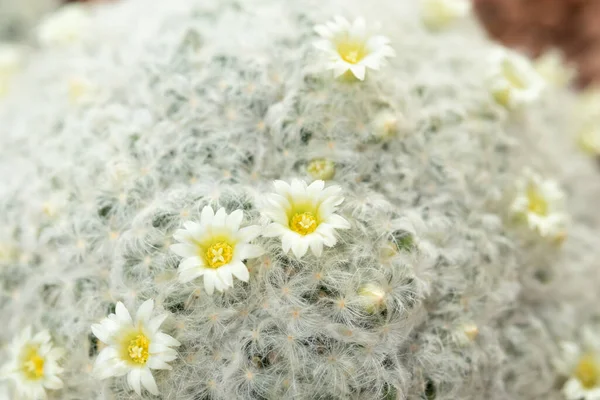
[474,0,600,87]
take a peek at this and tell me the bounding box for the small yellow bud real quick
[307,159,335,181]
[358,283,386,313]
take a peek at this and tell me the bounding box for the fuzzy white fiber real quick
[0,0,58,41]
[1,0,600,399]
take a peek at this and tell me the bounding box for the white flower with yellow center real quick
[510,169,568,239]
[262,179,350,258]
[37,4,91,47]
[91,300,180,396]
[0,327,65,400]
[171,206,263,295]
[314,16,395,81]
[488,48,545,109]
[556,329,600,400]
[535,50,576,88]
[421,0,471,30]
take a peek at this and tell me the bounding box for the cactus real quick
[1,0,600,399]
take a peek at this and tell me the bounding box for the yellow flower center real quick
[526,184,549,216]
[337,41,366,64]
[574,354,600,389]
[21,346,45,380]
[290,212,318,235]
[127,334,150,365]
[205,242,233,268]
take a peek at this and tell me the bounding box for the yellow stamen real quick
[290,212,318,235]
[337,41,366,64]
[526,184,548,216]
[21,346,45,380]
[574,354,600,389]
[127,334,150,365]
[205,242,233,268]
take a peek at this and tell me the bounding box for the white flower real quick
[0,44,23,96]
[488,48,545,109]
[171,206,263,295]
[421,0,471,30]
[510,169,568,239]
[37,4,91,47]
[262,179,350,258]
[91,300,180,396]
[314,16,395,81]
[307,159,335,181]
[555,328,600,400]
[0,327,65,400]
[535,50,576,88]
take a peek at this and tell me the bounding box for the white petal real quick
[290,179,307,198]
[136,299,154,325]
[226,209,244,231]
[147,358,172,370]
[200,205,214,224]
[115,302,133,325]
[178,267,206,283]
[213,208,227,226]
[273,180,291,196]
[91,323,112,344]
[263,223,286,238]
[306,180,325,197]
[314,25,332,38]
[140,368,159,395]
[203,272,216,295]
[229,261,250,282]
[183,221,203,238]
[281,232,297,253]
[127,369,142,396]
[327,214,351,229]
[43,375,63,390]
[147,314,169,333]
[170,243,197,257]
[349,17,366,40]
[155,332,181,347]
[95,347,119,365]
[332,61,351,78]
[291,237,310,258]
[173,228,194,243]
[212,273,229,292]
[179,256,204,271]
[33,330,51,345]
[236,244,264,260]
[238,225,262,241]
[350,64,366,80]
[309,236,324,257]
[217,266,234,287]
[47,347,66,361]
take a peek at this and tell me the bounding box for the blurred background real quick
[474,0,600,88]
[2,0,600,88]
